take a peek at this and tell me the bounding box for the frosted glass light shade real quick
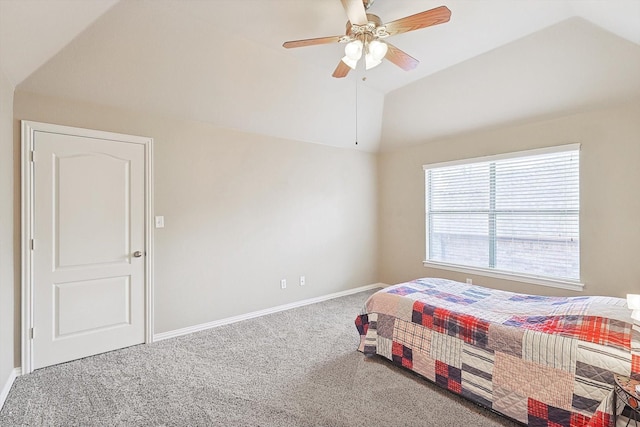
[341,55,358,70]
[368,40,388,61]
[344,40,363,60]
[364,53,382,70]
[628,294,640,309]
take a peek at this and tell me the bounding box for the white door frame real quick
[21,120,155,374]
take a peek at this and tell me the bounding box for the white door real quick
[31,129,147,369]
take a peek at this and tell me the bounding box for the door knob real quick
[133,251,143,258]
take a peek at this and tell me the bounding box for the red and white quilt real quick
[355,278,640,427]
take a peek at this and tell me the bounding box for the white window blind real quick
[424,144,580,282]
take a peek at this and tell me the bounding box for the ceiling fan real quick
[282,0,451,78]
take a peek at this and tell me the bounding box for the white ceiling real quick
[0,0,119,86]
[383,17,640,147]
[1,0,639,152]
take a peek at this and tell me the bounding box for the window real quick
[424,144,580,288]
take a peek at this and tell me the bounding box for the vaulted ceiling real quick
[1,0,639,152]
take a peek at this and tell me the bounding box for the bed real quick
[355,278,640,427]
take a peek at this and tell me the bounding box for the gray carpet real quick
[0,290,520,426]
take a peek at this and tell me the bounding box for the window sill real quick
[422,261,584,292]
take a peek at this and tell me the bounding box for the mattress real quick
[355,278,640,427]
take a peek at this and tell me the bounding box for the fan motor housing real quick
[345,14,386,40]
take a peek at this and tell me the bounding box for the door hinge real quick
[30,328,34,339]
[30,239,34,250]
[30,150,35,162]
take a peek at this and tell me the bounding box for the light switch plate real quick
[155,216,165,228]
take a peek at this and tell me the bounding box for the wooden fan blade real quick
[384,6,451,37]
[385,42,419,71]
[283,35,343,49]
[340,0,368,25]
[332,60,352,78]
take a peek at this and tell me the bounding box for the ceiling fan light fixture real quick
[344,39,363,60]
[341,55,359,70]
[364,53,382,70]
[368,39,388,61]
[282,3,452,78]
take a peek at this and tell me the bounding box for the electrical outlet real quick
[300,276,305,286]
[280,279,287,289]
[466,278,473,284]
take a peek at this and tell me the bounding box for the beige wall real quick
[0,70,15,385]
[6,88,638,376]
[13,91,379,335]
[379,102,640,298]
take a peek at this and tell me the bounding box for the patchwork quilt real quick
[355,278,640,427]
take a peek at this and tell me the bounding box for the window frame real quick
[422,144,583,292]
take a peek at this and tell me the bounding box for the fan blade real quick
[283,36,343,49]
[340,0,368,25]
[385,42,419,71]
[384,6,451,37]
[332,60,352,78]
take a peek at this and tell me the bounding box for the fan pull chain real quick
[355,76,367,146]
[355,75,358,146]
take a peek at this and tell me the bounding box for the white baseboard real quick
[0,367,21,410]
[153,283,385,342]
